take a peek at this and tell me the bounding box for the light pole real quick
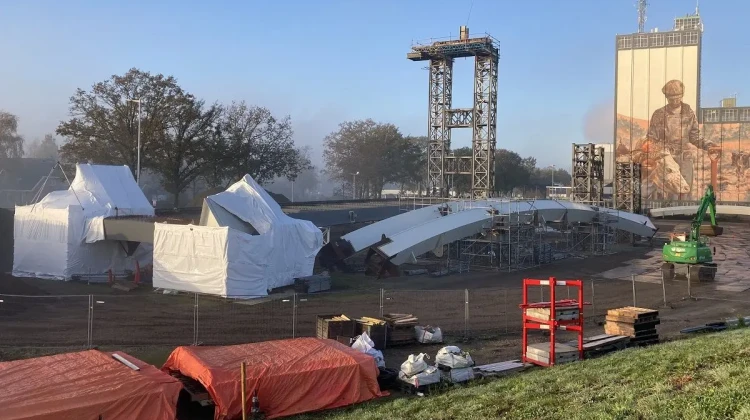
[550,164,556,186]
[127,98,142,185]
[352,171,359,199]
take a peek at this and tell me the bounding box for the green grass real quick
[300,329,750,420]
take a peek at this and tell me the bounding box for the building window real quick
[634,35,648,48]
[740,109,750,122]
[650,34,665,47]
[618,36,632,49]
[704,109,720,123]
[666,33,681,46]
[685,32,699,45]
[723,109,738,122]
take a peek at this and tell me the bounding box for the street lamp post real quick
[352,171,359,199]
[551,164,555,186]
[127,98,142,185]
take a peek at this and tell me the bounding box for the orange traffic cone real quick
[133,261,141,285]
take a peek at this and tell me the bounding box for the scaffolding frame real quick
[571,143,605,206]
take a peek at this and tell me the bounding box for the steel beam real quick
[427,58,453,197]
[472,54,498,199]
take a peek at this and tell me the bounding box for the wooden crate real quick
[316,314,356,340]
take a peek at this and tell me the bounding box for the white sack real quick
[400,353,430,377]
[435,346,474,369]
[351,332,385,368]
[415,326,443,344]
[398,366,441,387]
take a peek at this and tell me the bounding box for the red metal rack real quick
[520,277,584,367]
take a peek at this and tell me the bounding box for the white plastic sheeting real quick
[152,175,324,297]
[152,224,271,297]
[649,204,750,218]
[340,199,658,266]
[13,164,154,280]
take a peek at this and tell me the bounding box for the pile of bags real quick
[351,332,385,368]
[398,345,475,387]
[435,346,475,383]
[398,353,440,387]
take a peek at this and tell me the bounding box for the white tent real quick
[152,175,324,297]
[13,164,154,280]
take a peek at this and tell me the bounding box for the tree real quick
[208,101,306,187]
[26,134,59,160]
[0,111,24,158]
[323,119,409,198]
[150,96,222,207]
[57,68,186,178]
[494,149,535,193]
[450,147,473,196]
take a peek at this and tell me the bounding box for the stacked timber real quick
[316,314,356,340]
[604,307,660,346]
[524,303,580,322]
[383,313,419,346]
[525,342,579,365]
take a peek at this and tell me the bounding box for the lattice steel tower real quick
[408,26,500,199]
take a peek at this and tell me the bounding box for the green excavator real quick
[661,185,723,283]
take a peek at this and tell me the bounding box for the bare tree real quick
[0,111,24,158]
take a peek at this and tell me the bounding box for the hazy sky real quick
[1,0,748,170]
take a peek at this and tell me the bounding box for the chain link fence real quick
[1,271,748,353]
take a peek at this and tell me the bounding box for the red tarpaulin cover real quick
[163,337,386,419]
[0,349,182,420]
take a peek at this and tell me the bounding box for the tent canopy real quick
[13,163,154,279]
[154,174,323,297]
[0,350,182,420]
[163,338,385,419]
[32,163,154,218]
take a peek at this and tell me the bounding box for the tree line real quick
[323,120,571,198]
[1,68,570,204]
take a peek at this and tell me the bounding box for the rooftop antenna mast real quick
[637,0,648,33]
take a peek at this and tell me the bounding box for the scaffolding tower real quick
[408,26,500,199]
[614,162,642,214]
[571,143,605,206]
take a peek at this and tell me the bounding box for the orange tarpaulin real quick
[0,349,182,420]
[163,337,386,419]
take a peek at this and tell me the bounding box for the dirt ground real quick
[2,220,750,372]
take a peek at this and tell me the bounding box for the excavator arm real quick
[690,185,722,240]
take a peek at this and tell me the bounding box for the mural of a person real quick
[632,80,719,200]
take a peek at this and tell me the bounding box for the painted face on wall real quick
[667,95,683,109]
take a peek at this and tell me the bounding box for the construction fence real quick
[0,273,747,352]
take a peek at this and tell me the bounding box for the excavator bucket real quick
[700,225,724,237]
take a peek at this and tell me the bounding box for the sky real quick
[1,0,749,172]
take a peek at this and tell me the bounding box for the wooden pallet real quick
[564,334,630,358]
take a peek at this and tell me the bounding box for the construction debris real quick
[316,314,356,340]
[355,317,387,350]
[415,325,443,344]
[605,307,660,346]
[383,313,419,346]
[294,274,331,293]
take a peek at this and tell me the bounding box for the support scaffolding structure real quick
[571,143,605,206]
[408,27,500,199]
[614,162,642,214]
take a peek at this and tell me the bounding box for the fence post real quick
[464,289,469,339]
[631,274,637,307]
[379,288,384,318]
[292,293,298,338]
[193,293,199,346]
[590,280,596,316]
[661,270,667,307]
[687,266,692,298]
[504,289,508,333]
[87,294,93,348]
